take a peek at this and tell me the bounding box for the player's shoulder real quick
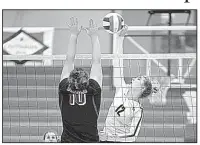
[59,78,69,91]
[132,100,142,108]
[132,100,139,105]
[89,79,101,90]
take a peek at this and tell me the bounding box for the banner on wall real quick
[3,29,48,64]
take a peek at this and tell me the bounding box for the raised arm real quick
[113,25,128,96]
[85,19,102,87]
[60,17,82,82]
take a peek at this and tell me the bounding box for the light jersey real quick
[101,88,143,142]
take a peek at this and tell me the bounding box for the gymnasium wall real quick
[3,10,112,54]
[3,10,197,79]
[121,10,196,79]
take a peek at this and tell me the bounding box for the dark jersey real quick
[59,78,101,142]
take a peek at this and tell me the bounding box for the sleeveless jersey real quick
[59,78,101,142]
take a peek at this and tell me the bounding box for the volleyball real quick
[103,13,125,34]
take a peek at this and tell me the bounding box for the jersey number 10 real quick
[69,93,86,105]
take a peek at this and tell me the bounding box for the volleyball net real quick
[3,23,197,142]
[3,53,197,142]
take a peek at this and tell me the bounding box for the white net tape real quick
[3,53,196,60]
[3,25,196,32]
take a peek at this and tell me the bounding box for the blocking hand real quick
[84,19,99,37]
[67,17,82,36]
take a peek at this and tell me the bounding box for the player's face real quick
[44,132,57,143]
[129,76,146,99]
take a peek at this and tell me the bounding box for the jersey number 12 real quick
[115,104,125,116]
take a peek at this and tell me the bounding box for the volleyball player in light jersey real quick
[100,26,161,142]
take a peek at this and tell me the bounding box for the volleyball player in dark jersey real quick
[59,17,102,142]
